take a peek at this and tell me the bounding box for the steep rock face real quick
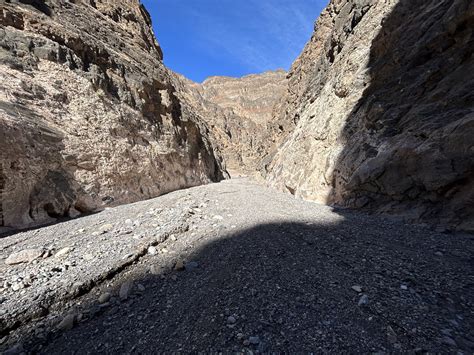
[266,0,474,231]
[0,0,224,229]
[173,70,287,174]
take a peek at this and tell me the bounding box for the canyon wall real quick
[266,0,474,231]
[173,70,287,175]
[0,0,225,229]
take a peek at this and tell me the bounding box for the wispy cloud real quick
[177,0,325,72]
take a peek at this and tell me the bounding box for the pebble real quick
[400,285,408,290]
[150,265,160,275]
[227,316,236,324]
[185,261,199,271]
[57,314,75,331]
[442,336,457,347]
[249,336,260,345]
[358,294,369,306]
[83,254,94,261]
[5,249,44,265]
[148,246,157,255]
[137,283,146,292]
[99,223,114,233]
[119,281,133,301]
[98,292,111,304]
[174,260,185,271]
[55,247,72,258]
[351,285,363,293]
[11,282,23,292]
[435,251,443,256]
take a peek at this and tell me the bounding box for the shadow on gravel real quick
[11,215,474,353]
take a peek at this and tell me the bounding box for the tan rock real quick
[0,0,224,230]
[5,249,44,265]
[172,70,287,175]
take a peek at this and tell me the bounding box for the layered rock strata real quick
[173,70,287,175]
[0,0,224,229]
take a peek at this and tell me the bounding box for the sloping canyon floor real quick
[1,178,473,353]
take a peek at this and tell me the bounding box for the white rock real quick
[55,247,72,258]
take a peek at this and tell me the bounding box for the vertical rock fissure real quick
[0,164,4,226]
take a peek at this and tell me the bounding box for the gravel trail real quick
[1,178,473,353]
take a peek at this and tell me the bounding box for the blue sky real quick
[141,0,328,82]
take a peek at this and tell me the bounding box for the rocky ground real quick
[0,178,473,353]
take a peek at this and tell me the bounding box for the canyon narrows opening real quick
[0,0,473,353]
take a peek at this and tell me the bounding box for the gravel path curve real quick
[1,178,473,353]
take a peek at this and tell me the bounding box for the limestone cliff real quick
[266,0,474,231]
[0,0,224,229]
[172,70,287,175]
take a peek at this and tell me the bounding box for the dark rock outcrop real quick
[0,0,225,229]
[266,0,474,231]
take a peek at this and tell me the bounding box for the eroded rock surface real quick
[173,70,287,175]
[266,0,474,231]
[0,0,224,229]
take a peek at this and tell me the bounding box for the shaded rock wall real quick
[173,70,287,175]
[266,0,474,231]
[0,0,224,229]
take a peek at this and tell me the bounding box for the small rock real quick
[170,235,177,241]
[6,249,43,265]
[351,285,363,293]
[119,281,133,301]
[435,251,443,256]
[243,340,250,346]
[400,285,408,290]
[442,336,457,347]
[213,215,224,220]
[57,314,75,331]
[236,333,244,340]
[174,260,185,271]
[358,294,369,306]
[150,265,160,275]
[98,292,111,304]
[83,254,94,261]
[55,247,72,258]
[3,343,24,355]
[387,326,397,343]
[137,283,146,292]
[148,246,157,255]
[99,223,114,233]
[227,316,236,324]
[11,282,23,292]
[249,336,260,345]
[185,261,199,271]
